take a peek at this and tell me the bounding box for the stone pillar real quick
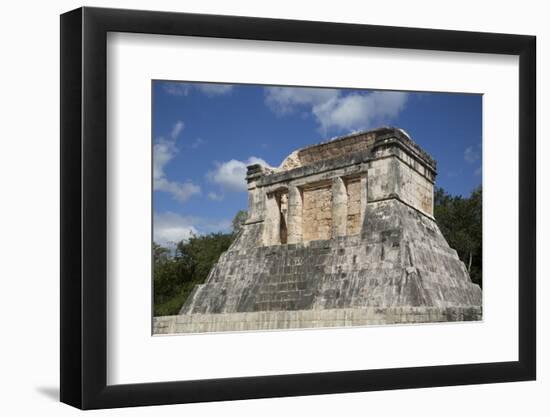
[263,193,281,245]
[245,164,265,223]
[287,186,303,244]
[246,183,259,222]
[360,174,367,229]
[332,177,347,238]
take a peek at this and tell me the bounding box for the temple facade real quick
[154,127,482,334]
[246,126,435,248]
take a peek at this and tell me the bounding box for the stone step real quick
[253,295,315,312]
[260,281,311,291]
[256,290,313,303]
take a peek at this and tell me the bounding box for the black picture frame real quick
[60,6,536,410]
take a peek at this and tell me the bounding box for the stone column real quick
[287,186,303,244]
[263,193,280,245]
[245,164,265,223]
[246,183,259,222]
[359,174,367,229]
[332,177,347,238]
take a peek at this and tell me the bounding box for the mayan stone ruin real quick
[154,127,482,334]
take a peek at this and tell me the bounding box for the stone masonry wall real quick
[302,183,332,241]
[297,131,377,166]
[367,157,433,218]
[156,306,481,334]
[180,199,482,315]
[396,158,434,216]
[345,177,362,235]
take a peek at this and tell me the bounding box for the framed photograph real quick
[60,6,536,409]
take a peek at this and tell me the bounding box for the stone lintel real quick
[258,149,370,188]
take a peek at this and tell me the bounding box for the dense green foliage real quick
[153,212,243,316]
[434,186,482,287]
[154,187,483,316]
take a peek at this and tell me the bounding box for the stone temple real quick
[154,127,482,334]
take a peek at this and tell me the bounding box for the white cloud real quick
[154,212,232,246]
[163,83,191,96]
[153,139,175,182]
[163,82,233,97]
[264,87,339,115]
[170,120,184,139]
[154,212,198,246]
[191,137,206,149]
[196,84,233,96]
[154,178,201,202]
[153,120,201,202]
[207,156,270,192]
[264,87,408,133]
[464,145,481,164]
[312,91,408,133]
[208,191,224,201]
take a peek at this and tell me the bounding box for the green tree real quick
[153,242,170,264]
[153,210,247,316]
[434,186,482,287]
[175,233,234,283]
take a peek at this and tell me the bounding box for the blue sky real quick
[153,81,482,245]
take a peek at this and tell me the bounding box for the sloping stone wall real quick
[180,200,481,315]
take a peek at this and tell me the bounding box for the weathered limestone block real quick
[173,127,481,333]
[263,192,281,245]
